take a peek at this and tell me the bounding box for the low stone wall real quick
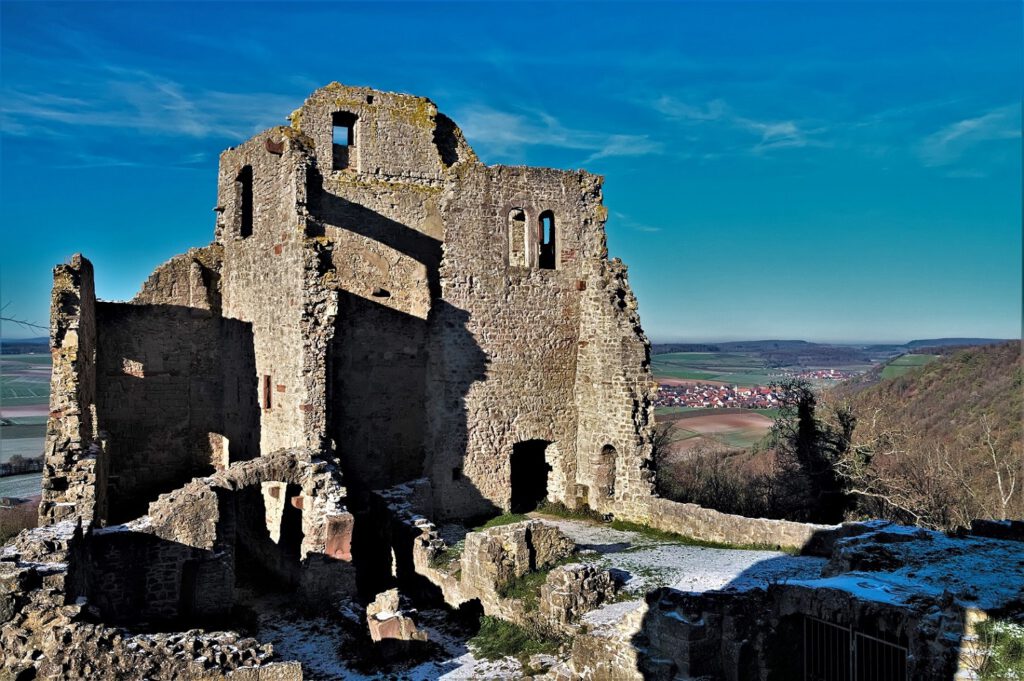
[637,497,835,552]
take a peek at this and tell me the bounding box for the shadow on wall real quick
[344,298,494,600]
[306,165,442,298]
[628,525,996,681]
[95,304,260,524]
[83,476,351,629]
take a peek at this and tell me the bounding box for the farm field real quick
[880,354,939,379]
[651,352,784,387]
[0,355,51,412]
[655,407,775,452]
[1,355,49,498]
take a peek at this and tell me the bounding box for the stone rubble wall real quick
[40,255,105,527]
[93,299,226,523]
[573,258,657,516]
[1,522,301,680]
[81,449,355,626]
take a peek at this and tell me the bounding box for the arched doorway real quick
[510,440,552,512]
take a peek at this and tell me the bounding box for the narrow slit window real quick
[263,374,272,410]
[538,210,556,270]
[332,111,358,170]
[237,165,253,238]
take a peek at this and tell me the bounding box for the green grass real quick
[880,354,939,379]
[535,500,606,522]
[497,567,551,611]
[473,513,530,531]
[975,619,1024,680]
[468,616,562,661]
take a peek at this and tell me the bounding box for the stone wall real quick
[1,522,301,680]
[641,497,834,551]
[40,255,106,527]
[573,258,657,516]
[94,302,226,523]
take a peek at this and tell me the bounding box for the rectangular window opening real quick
[263,374,272,410]
[237,165,253,238]
[332,111,357,170]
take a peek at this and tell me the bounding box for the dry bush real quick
[656,441,799,519]
[0,501,39,544]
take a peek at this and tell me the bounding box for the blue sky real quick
[1,1,1020,343]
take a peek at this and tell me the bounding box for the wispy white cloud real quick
[653,95,826,155]
[0,67,296,141]
[457,105,662,163]
[610,210,662,233]
[919,104,1020,167]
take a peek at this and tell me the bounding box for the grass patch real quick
[608,519,800,555]
[880,353,939,379]
[472,513,529,531]
[497,569,550,611]
[468,616,562,661]
[428,538,465,571]
[535,500,607,523]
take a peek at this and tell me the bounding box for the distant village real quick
[655,383,785,409]
[655,369,860,410]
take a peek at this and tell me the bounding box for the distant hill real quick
[828,341,1023,528]
[904,337,1011,349]
[651,340,884,368]
[0,338,48,355]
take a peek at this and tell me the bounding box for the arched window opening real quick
[598,444,617,498]
[510,439,552,513]
[538,211,556,270]
[332,111,358,170]
[236,165,253,238]
[508,208,527,267]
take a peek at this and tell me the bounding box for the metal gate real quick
[804,616,907,681]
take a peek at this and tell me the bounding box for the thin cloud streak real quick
[919,104,1021,167]
[653,95,825,154]
[457,105,663,163]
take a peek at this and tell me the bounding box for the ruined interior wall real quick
[573,258,657,515]
[94,301,224,523]
[40,255,104,526]
[295,84,467,492]
[313,173,443,490]
[427,166,606,518]
[216,130,324,457]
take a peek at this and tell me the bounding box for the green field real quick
[880,354,939,379]
[0,355,51,407]
[651,352,783,386]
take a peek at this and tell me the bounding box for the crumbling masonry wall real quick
[39,82,662,532]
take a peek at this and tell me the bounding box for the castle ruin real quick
[4,83,1018,680]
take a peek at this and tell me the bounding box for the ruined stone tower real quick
[41,82,657,534]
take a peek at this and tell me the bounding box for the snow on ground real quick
[788,521,1024,611]
[246,516,826,678]
[535,515,826,595]
[249,591,523,680]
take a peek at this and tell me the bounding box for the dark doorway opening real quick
[510,439,552,513]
